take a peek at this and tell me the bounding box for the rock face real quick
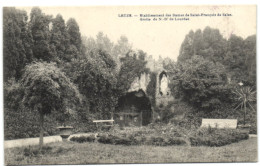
[128,73,150,93]
[125,56,175,123]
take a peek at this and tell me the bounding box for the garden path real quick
[4,133,93,149]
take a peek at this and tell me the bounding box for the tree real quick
[29,7,54,62]
[64,18,82,61]
[178,30,194,62]
[112,35,132,69]
[21,62,81,148]
[112,35,132,57]
[233,86,256,125]
[171,55,231,110]
[223,34,246,82]
[96,32,114,55]
[50,14,68,62]
[178,27,227,63]
[66,49,118,119]
[3,7,33,81]
[243,35,256,86]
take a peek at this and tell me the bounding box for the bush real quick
[23,146,53,157]
[167,137,187,146]
[95,125,188,146]
[97,134,116,144]
[4,108,95,140]
[4,109,60,140]
[70,135,96,143]
[190,128,249,147]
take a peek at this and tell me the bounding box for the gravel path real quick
[4,133,93,149]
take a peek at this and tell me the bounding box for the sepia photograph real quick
[2,3,258,165]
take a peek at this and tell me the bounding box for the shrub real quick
[4,109,59,140]
[96,134,130,145]
[23,146,52,157]
[167,137,187,146]
[147,136,165,146]
[95,125,188,146]
[4,108,95,140]
[97,134,116,144]
[70,135,96,143]
[190,128,249,147]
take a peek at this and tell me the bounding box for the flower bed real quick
[70,124,249,147]
[189,127,249,147]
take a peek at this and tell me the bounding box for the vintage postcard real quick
[2,5,257,165]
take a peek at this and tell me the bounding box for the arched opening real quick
[159,71,169,96]
[115,89,152,126]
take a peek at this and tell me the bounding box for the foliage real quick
[4,106,97,140]
[29,7,54,62]
[66,50,118,119]
[64,18,83,60]
[21,61,81,147]
[23,146,53,157]
[92,124,190,146]
[70,135,96,143]
[4,78,24,111]
[233,86,256,125]
[171,55,232,109]
[178,27,256,87]
[117,50,150,95]
[96,132,186,146]
[50,14,68,62]
[190,128,249,147]
[21,62,81,116]
[66,18,82,50]
[146,72,157,107]
[224,35,256,85]
[22,145,73,158]
[4,109,59,140]
[3,7,33,81]
[178,27,226,63]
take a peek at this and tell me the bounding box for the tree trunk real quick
[39,112,44,149]
[244,100,246,125]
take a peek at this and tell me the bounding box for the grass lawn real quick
[5,137,257,165]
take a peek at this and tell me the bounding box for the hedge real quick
[4,109,96,140]
[189,128,249,147]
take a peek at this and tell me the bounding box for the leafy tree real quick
[4,78,24,111]
[112,35,132,57]
[171,55,231,110]
[29,7,54,62]
[82,36,97,55]
[223,34,246,82]
[21,62,81,148]
[178,27,227,63]
[67,49,118,119]
[50,14,68,62]
[66,18,81,50]
[178,30,194,62]
[112,35,132,68]
[243,35,256,85]
[96,32,114,55]
[3,7,33,81]
[64,18,83,61]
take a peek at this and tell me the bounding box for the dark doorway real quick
[115,90,152,126]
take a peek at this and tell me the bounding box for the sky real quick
[17,5,256,61]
